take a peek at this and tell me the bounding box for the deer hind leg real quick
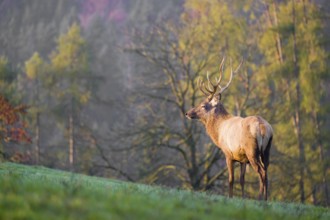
[240,163,246,198]
[260,153,268,200]
[246,153,267,200]
[261,136,272,200]
[260,169,267,200]
[263,170,268,200]
[226,158,234,198]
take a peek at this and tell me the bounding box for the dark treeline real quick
[0,0,329,206]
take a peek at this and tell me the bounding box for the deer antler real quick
[198,57,243,100]
[198,57,226,100]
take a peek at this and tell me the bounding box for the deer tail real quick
[258,122,272,169]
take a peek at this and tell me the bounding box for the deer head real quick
[185,58,243,123]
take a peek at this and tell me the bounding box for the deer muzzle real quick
[185,110,198,120]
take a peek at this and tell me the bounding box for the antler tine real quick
[218,56,226,81]
[205,72,215,89]
[234,58,244,73]
[206,72,213,91]
[218,58,244,94]
[215,57,226,89]
[207,57,226,91]
[198,77,209,96]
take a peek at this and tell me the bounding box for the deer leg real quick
[226,158,234,198]
[257,166,267,200]
[262,137,272,200]
[258,168,268,200]
[240,163,246,198]
[263,170,268,200]
[246,157,264,200]
[258,171,265,200]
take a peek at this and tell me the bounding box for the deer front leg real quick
[226,158,234,198]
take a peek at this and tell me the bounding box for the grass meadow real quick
[0,162,329,220]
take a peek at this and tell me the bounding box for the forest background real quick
[0,0,329,206]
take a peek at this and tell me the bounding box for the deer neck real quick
[204,104,232,146]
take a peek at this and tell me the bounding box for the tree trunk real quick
[35,77,40,164]
[291,0,305,203]
[265,1,283,63]
[313,111,329,206]
[69,98,74,170]
[188,134,199,190]
[319,143,329,206]
[272,1,283,63]
[35,112,40,164]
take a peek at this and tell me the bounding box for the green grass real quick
[0,163,329,220]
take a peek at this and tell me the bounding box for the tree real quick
[50,23,90,170]
[25,52,46,164]
[123,0,254,192]
[0,54,32,161]
[0,56,18,100]
[0,95,30,159]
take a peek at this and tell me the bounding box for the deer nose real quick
[185,112,191,119]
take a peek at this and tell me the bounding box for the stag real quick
[185,58,273,200]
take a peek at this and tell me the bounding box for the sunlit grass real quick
[0,162,329,220]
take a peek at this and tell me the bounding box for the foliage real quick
[0,162,329,220]
[50,22,90,105]
[0,96,30,144]
[25,52,44,80]
[0,56,18,101]
[24,51,49,113]
[0,54,30,162]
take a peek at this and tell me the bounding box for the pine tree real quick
[50,23,90,170]
[25,52,45,164]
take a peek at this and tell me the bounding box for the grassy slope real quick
[0,163,329,220]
